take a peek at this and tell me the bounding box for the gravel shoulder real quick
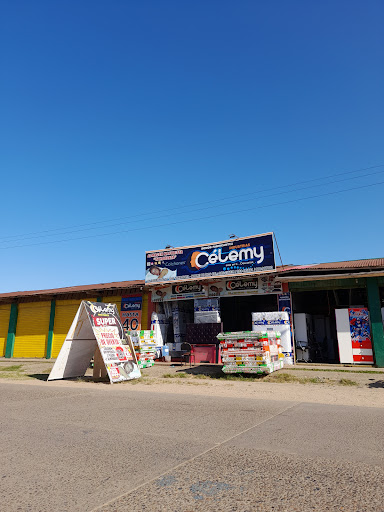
[0,359,383,408]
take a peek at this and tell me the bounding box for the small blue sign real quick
[278,293,291,315]
[121,296,142,311]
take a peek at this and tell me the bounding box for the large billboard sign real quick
[145,233,275,284]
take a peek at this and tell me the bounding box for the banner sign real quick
[151,275,282,302]
[348,308,371,343]
[278,292,293,360]
[278,293,292,315]
[48,301,141,383]
[348,308,374,364]
[120,295,142,333]
[145,233,275,283]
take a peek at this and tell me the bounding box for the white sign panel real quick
[151,275,282,302]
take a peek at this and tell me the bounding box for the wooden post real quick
[93,346,108,379]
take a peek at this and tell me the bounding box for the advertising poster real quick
[152,283,208,302]
[348,308,373,361]
[278,293,292,315]
[348,308,371,343]
[347,308,374,364]
[145,233,275,283]
[278,292,293,363]
[83,301,141,383]
[48,301,141,383]
[120,295,142,334]
[218,275,282,296]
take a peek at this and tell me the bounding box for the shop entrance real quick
[220,294,278,332]
[292,288,368,364]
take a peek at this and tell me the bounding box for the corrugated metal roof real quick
[0,279,144,300]
[283,258,384,272]
[1,258,383,301]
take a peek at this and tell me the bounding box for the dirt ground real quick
[1,358,383,408]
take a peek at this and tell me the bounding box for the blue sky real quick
[1,0,383,292]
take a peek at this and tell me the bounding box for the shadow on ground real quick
[29,374,50,381]
[175,365,265,381]
[368,380,384,388]
[29,374,111,384]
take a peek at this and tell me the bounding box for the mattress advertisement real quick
[151,275,282,302]
[120,295,142,333]
[145,233,275,284]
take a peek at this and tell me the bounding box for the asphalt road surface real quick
[1,381,383,512]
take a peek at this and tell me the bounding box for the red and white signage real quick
[335,308,374,364]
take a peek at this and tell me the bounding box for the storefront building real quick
[145,233,384,367]
[145,234,294,364]
[280,259,384,367]
[0,280,146,359]
[1,236,384,367]
[148,273,291,362]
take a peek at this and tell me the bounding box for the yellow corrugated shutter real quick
[52,298,96,358]
[101,296,122,313]
[0,304,11,357]
[14,302,51,358]
[141,292,148,330]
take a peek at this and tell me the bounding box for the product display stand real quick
[218,331,284,374]
[129,330,157,369]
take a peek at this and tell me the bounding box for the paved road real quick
[0,381,383,512]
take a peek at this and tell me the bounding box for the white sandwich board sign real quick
[48,301,141,383]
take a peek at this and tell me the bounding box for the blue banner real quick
[121,296,142,311]
[145,233,275,283]
[278,293,291,315]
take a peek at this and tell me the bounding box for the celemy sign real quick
[145,233,275,283]
[172,283,204,294]
[226,279,258,291]
[191,246,264,269]
[151,276,282,302]
[122,300,142,310]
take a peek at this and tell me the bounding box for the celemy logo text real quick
[123,302,142,310]
[173,284,203,294]
[190,246,264,270]
[226,280,258,291]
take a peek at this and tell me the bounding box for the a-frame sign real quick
[48,301,141,383]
